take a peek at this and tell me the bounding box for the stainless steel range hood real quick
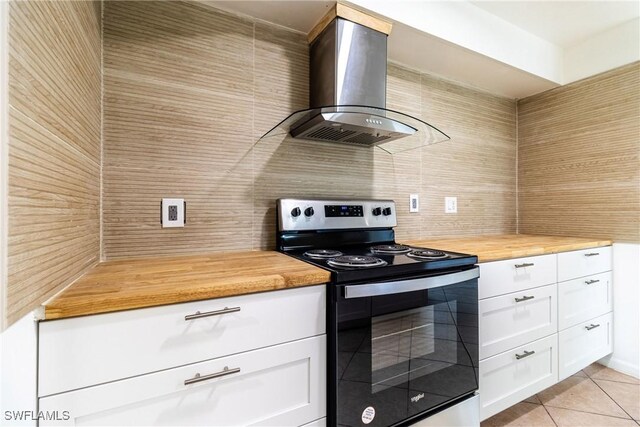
[258,8,450,154]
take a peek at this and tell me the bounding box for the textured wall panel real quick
[518,63,640,242]
[103,1,255,257]
[7,1,101,325]
[103,1,517,259]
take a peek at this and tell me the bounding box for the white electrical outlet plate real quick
[162,198,185,228]
[445,197,457,213]
[410,194,419,213]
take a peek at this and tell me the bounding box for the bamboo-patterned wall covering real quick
[518,62,640,242]
[6,1,102,326]
[102,0,517,259]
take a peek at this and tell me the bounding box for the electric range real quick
[277,199,480,427]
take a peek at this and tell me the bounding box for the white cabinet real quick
[38,285,327,427]
[479,283,557,359]
[558,271,612,330]
[558,246,612,282]
[479,334,558,420]
[559,312,613,380]
[479,254,556,299]
[40,336,326,427]
[39,285,325,397]
[479,245,613,421]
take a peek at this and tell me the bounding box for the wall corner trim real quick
[0,0,10,332]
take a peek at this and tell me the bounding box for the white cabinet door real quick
[479,283,557,359]
[559,312,613,380]
[479,254,556,299]
[39,335,326,427]
[39,285,326,397]
[557,246,612,282]
[558,272,612,330]
[479,334,558,421]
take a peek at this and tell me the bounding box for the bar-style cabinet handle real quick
[515,295,535,303]
[515,350,535,360]
[514,263,534,268]
[184,366,241,385]
[184,306,240,321]
[585,279,600,285]
[585,324,600,331]
[584,252,600,257]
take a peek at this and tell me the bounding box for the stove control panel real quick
[278,199,397,231]
[325,205,364,217]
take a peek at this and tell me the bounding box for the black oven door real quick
[329,267,479,427]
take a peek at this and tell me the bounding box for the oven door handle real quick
[343,267,480,299]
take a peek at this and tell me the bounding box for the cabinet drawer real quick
[39,285,326,397]
[559,312,612,380]
[480,334,558,421]
[479,254,556,299]
[480,283,557,359]
[39,335,326,427]
[559,272,612,330]
[558,246,612,282]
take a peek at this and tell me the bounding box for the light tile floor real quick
[482,363,640,427]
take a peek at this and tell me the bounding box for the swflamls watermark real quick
[4,410,70,421]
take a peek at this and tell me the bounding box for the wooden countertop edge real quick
[41,236,613,320]
[42,250,331,321]
[43,277,328,320]
[404,236,613,263]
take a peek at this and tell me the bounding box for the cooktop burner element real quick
[327,255,387,269]
[304,249,344,259]
[407,249,449,259]
[277,199,477,283]
[370,244,411,254]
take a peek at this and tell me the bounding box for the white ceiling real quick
[205,1,331,33]
[204,0,637,98]
[209,0,640,47]
[471,1,640,48]
[387,22,558,99]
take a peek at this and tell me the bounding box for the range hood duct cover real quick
[258,15,450,154]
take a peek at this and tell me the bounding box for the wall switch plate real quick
[410,194,419,213]
[445,197,457,213]
[161,198,185,228]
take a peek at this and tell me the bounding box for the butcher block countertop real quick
[42,251,331,320]
[42,234,612,321]
[405,234,612,263]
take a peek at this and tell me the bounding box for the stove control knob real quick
[304,207,314,217]
[291,207,301,217]
[372,207,382,216]
[383,207,392,216]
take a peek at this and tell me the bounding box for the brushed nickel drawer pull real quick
[185,306,240,321]
[584,252,600,257]
[515,350,535,360]
[585,279,600,285]
[515,263,534,268]
[184,366,240,385]
[585,324,600,331]
[515,295,535,303]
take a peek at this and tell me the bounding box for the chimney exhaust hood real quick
[258,4,450,154]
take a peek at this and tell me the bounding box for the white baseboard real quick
[599,355,640,379]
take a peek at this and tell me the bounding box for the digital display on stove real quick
[325,205,364,217]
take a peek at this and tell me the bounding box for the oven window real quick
[336,280,478,427]
[372,304,453,393]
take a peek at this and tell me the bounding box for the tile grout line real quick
[540,374,636,421]
[589,376,638,421]
[540,401,559,427]
[542,402,636,421]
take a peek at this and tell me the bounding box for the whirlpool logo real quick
[410,393,425,403]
